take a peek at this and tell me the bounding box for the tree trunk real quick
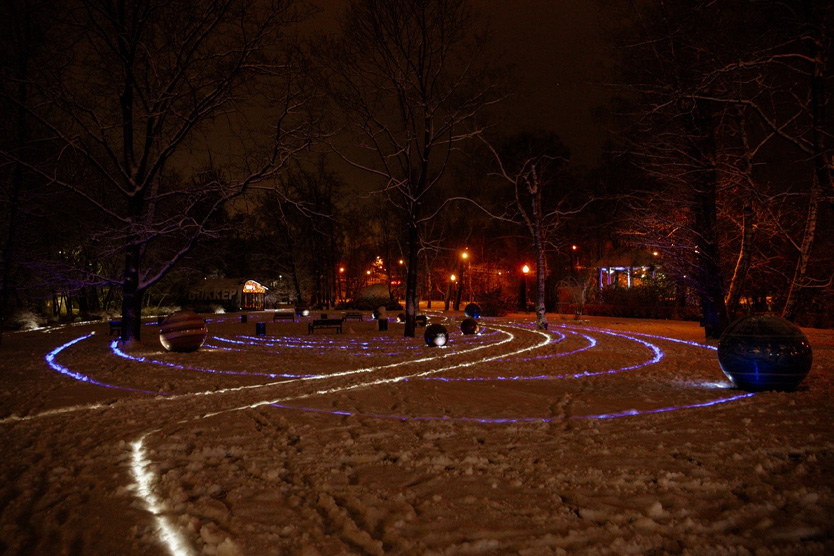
[120,245,144,342]
[534,245,547,329]
[783,5,829,319]
[691,98,729,339]
[424,254,433,309]
[453,263,463,311]
[0,160,21,348]
[1,11,32,347]
[403,220,419,338]
[725,203,755,317]
[782,188,819,320]
[531,184,548,330]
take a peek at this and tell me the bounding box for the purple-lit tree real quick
[1,0,311,341]
[610,1,747,338]
[315,0,501,337]
[611,0,834,333]
[702,0,834,320]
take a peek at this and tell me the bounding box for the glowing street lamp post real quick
[570,245,578,277]
[337,266,345,303]
[462,251,473,303]
[445,274,457,311]
[453,250,468,311]
[521,264,530,312]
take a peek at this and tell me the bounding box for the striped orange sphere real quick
[159,310,207,352]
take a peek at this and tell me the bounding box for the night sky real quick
[477,0,615,166]
[310,0,616,166]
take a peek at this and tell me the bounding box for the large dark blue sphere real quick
[464,303,481,319]
[717,315,812,391]
[424,323,449,347]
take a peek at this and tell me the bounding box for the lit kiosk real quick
[189,278,268,311]
[594,250,658,291]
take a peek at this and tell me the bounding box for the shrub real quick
[478,290,514,317]
[9,310,47,331]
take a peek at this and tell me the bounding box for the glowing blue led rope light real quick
[270,392,755,424]
[227,334,425,352]
[45,325,520,404]
[110,341,316,379]
[588,328,718,350]
[45,334,160,395]
[495,329,598,362]
[196,324,550,421]
[208,336,415,357]
[121,320,745,556]
[421,328,663,382]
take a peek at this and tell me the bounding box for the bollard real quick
[255,322,266,336]
[241,314,248,323]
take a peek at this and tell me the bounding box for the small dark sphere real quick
[397,313,406,323]
[159,310,207,352]
[717,314,813,391]
[464,303,481,319]
[424,323,449,347]
[460,318,479,335]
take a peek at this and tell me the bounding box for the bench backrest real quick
[313,318,343,325]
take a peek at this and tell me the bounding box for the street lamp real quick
[570,245,578,276]
[445,273,457,311]
[337,266,345,302]
[521,264,530,312]
[461,250,472,303]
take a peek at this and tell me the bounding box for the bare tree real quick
[612,0,834,330]
[316,0,501,337]
[610,0,757,338]
[1,0,311,341]
[479,131,576,330]
[0,0,57,343]
[726,0,834,319]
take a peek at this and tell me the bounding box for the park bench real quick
[415,315,428,327]
[344,311,363,321]
[273,311,295,322]
[109,320,122,336]
[308,318,343,334]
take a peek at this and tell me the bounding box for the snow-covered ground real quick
[1,312,832,556]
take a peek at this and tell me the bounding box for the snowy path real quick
[1,315,832,555]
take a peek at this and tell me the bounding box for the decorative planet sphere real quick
[397,313,406,323]
[461,318,480,335]
[464,303,481,319]
[159,310,208,352]
[717,314,813,391]
[424,323,449,347]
